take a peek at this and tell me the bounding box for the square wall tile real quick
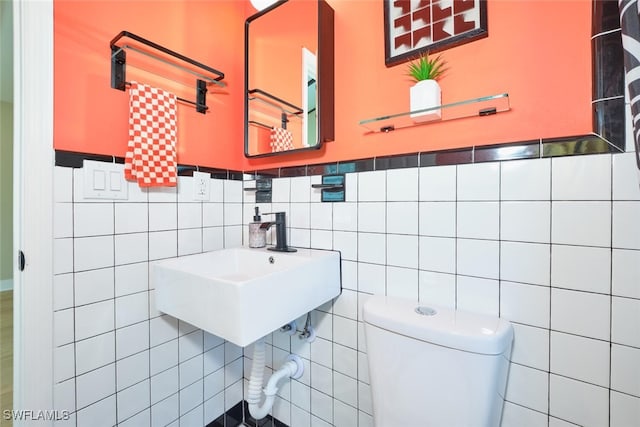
[611,296,640,348]
[387,201,418,235]
[54,166,73,202]
[178,203,202,229]
[552,154,611,200]
[75,299,115,341]
[115,232,148,265]
[419,165,456,201]
[357,233,386,265]
[291,176,311,202]
[272,178,291,203]
[457,162,499,201]
[418,271,456,308]
[456,276,499,316]
[116,321,150,360]
[333,202,357,231]
[613,152,640,200]
[552,201,611,247]
[223,180,243,203]
[500,281,550,328]
[54,238,74,275]
[501,201,551,243]
[505,363,549,414]
[178,228,202,256]
[456,238,499,279]
[457,201,499,240]
[115,203,148,234]
[203,203,224,227]
[500,241,550,286]
[551,245,611,294]
[310,203,333,230]
[149,203,177,231]
[419,236,456,274]
[550,331,610,387]
[358,171,386,202]
[76,363,116,409]
[357,263,385,295]
[611,344,640,397]
[613,201,640,250]
[510,323,549,371]
[75,332,115,375]
[149,230,177,260]
[501,158,550,201]
[74,267,114,306]
[115,291,149,329]
[550,288,610,341]
[610,391,640,427]
[358,202,385,233]
[74,235,114,272]
[148,186,177,203]
[76,395,116,427]
[419,202,456,237]
[115,262,148,297]
[386,168,418,201]
[117,380,151,423]
[54,203,73,238]
[386,234,418,269]
[386,266,419,300]
[612,249,640,298]
[549,374,609,427]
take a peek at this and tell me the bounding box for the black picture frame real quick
[384,0,488,67]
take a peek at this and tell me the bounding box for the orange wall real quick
[241,0,593,170]
[54,0,592,172]
[54,0,245,169]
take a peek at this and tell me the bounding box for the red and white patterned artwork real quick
[384,0,487,67]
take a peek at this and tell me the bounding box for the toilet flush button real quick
[415,306,437,316]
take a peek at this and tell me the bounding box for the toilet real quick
[363,295,514,427]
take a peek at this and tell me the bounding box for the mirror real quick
[244,0,334,157]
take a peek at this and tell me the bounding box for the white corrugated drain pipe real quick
[247,338,304,420]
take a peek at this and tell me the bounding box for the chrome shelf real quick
[359,93,510,133]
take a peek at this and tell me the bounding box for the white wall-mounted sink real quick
[151,247,341,347]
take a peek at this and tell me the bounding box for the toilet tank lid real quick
[363,296,513,355]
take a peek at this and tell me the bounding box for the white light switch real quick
[193,171,210,201]
[83,160,129,200]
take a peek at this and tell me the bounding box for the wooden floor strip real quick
[0,290,13,427]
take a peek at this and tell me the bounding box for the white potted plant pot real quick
[410,79,442,122]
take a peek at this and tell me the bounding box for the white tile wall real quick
[239,152,640,427]
[52,152,640,426]
[52,165,243,426]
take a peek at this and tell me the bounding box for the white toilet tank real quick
[363,296,513,427]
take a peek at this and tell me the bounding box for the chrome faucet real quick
[259,212,297,252]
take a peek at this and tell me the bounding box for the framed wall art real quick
[384,0,488,67]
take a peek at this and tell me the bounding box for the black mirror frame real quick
[244,0,334,158]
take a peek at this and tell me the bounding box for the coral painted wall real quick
[53,0,245,169]
[241,0,593,170]
[53,0,592,172]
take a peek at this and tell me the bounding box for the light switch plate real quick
[83,160,129,200]
[193,171,211,201]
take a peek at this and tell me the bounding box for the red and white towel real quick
[270,127,294,152]
[124,81,178,187]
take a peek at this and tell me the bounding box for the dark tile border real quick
[55,133,622,183]
[54,150,245,180]
[592,0,625,151]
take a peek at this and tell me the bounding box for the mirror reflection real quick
[245,0,333,157]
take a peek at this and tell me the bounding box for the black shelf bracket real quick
[110,30,225,114]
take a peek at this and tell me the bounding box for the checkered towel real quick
[270,127,294,152]
[124,81,178,187]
